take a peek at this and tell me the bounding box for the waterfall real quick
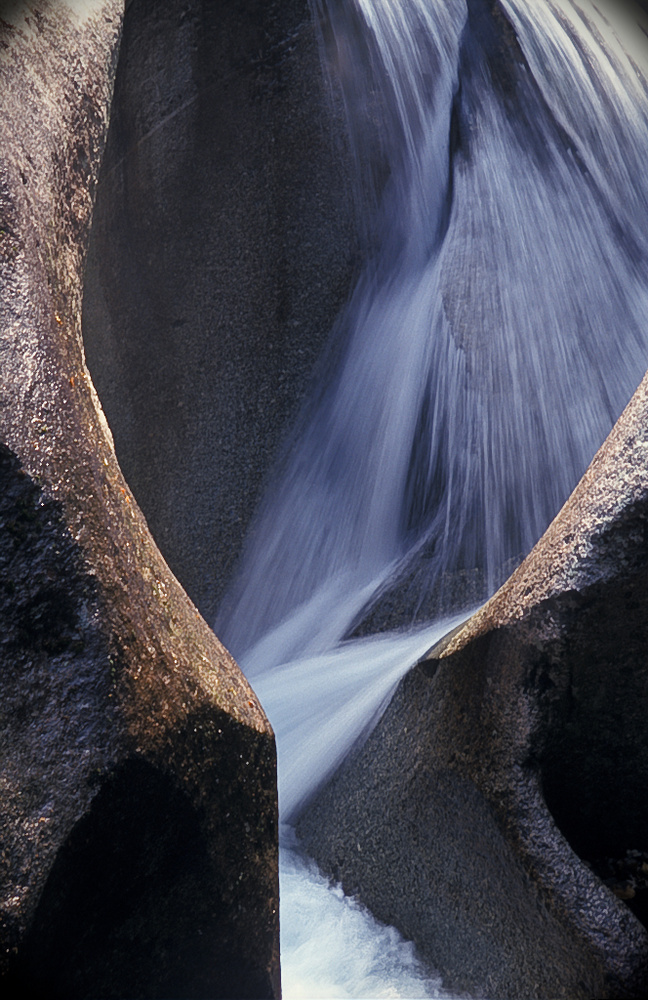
[216,1,648,995]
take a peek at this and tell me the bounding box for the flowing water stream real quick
[217,1,648,995]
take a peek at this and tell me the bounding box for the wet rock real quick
[82,0,360,624]
[348,554,524,638]
[297,372,648,998]
[0,3,279,997]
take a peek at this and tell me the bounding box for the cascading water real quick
[216,1,648,995]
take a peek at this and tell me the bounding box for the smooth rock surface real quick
[297,372,648,999]
[82,0,360,624]
[0,3,279,996]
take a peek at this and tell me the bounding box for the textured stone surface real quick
[82,0,360,624]
[297,371,648,999]
[0,3,279,996]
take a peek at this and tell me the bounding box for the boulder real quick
[0,3,279,997]
[297,371,648,999]
[82,0,360,624]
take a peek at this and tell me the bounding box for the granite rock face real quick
[297,373,648,999]
[0,3,279,996]
[82,0,360,624]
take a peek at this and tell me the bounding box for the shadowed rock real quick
[82,0,360,624]
[297,369,648,998]
[0,3,279,997]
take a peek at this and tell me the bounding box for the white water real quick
[279,838,463,1000]
[250,616,468,823]
[216,1,648,996]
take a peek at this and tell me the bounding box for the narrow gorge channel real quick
[215,1,648,995]
[75,0,648,994]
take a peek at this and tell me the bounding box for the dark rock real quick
[0,3,279,997]
[82,0,360,624]
[297,372,648,998]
